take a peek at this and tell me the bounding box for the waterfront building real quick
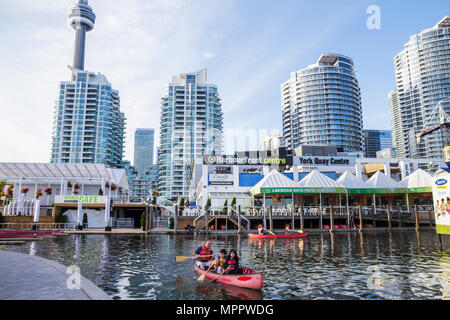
[0,162,129,227]
[134,128,155,175]
[158,69,223,201]
[363,130,392,158]
[119,161,158,203]
[390,16,450,159]
[281,53,364,152]
[50,0,125,167]
[260,135,283,151]
[188,148,443,208]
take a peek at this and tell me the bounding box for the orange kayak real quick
[249,232,308,240]
[194,265,263,290]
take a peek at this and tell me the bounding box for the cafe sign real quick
[55,195,107,204]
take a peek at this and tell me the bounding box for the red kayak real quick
[194,265,263,290]
[249,232,308,240]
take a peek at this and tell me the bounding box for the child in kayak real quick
[212,249,228,274]
[284,223,292,234]
[257,224,269,235]
[225,249,243,274]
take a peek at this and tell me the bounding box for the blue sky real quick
[0,0,449,163]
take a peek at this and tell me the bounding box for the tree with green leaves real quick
[140,211,146,229]
[178,197,185,215]
[98,188,103,195]
[222,199,228,214]
[231,197,236,208]
[82,213,88,226]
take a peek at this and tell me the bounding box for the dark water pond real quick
[1,230,449,300]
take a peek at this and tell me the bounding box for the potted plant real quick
[44,187,52,195]
[152,190,159,204]
[6,188,13,198]
[105,182,110,189]
[111,184,117,191]
[21,188,29,194]
[222,199,228,215]
[98,188,103,195]
[35,188,42,198]
[74,183,80,190]
[82,213,88,228]
[67,181,72,188]
[73,190,79,195]
[231,197,236,208]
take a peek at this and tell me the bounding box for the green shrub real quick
[98,188,103,195]
[0,210,3,224]
[231,197,236,207]
[206,198,211,210]
[178,197,185,215]
[54,214,68,224]
[82,213,88,225]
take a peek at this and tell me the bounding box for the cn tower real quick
[68,0,96,71]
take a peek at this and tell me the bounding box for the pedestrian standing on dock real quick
[194,240,214,270]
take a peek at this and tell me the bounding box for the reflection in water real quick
[1,231,448,300]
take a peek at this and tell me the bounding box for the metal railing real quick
[0,222,82,230]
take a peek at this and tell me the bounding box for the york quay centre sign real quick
[296,156,355,166]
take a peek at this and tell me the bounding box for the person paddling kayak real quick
[257,224,269,235]
[284,223,292,234]
[224,249,243,274]
[194,240,214,270]
[211,249,228,274]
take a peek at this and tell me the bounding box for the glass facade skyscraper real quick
[134,128,155,174]
[390,16,450,159]
[158,69,223,201]
[281,53,363,152]
[50,0,125,167]
[363,130,392,158]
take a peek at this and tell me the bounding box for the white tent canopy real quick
[298,170,345,189]
[400,168,433,192]
[250,170,297,195]
[365,171,405,194]
[337,171,371,189]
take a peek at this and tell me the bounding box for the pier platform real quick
[0,251,110,300]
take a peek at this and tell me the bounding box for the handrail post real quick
[300,204,304,231]
[387,205,392,231]
[291,205,295,230]
[330,204,334,232]
[358,204,363,231]
[414,204,419,231]
[319,204,323,230]
[269,205,273,232]
[237,205,241,234]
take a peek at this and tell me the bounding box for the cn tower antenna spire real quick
[68,0,96,71]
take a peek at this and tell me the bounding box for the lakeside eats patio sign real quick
[432,172,450,235]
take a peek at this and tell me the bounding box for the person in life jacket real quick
[257,224,269,235]
[212,249,228,274]
[284,223,292,234]
[194,240,214,270]
[225,249,243,274]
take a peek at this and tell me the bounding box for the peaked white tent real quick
[365,171,405,192]
[365,171,406,213]
[400,169,433,193]
[249,170,297,195]
[336,171,371,193]
[297,170,346,193]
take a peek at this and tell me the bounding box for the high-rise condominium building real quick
[260,135,283,151]
[281,53,364,152]
[134,128,155,174]
[390,16,450,159]
[363,130,392,158]
[158,69,223,201]
[50,0,125,167]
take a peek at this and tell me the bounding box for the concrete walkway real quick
[0,251,111,300]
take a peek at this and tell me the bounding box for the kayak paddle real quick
[197,263,214,282]
[210,269,227,283]
[175,255,213,262]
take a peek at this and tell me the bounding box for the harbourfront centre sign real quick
[203,155,354,166]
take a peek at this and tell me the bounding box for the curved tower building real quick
[50,0,125,167]
[390,16,450,159]
[281,53,364,152]
[68,0,96,71]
